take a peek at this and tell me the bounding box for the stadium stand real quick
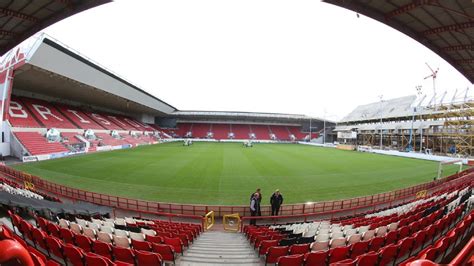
[243,184,473,265]
[56,105,105,130]
[251,125,271,140]
[8,99,42,128]
[288,126,307,140]
[19,97,78,129]
[14,132,69,156]
[270,125,291,140]
[232,124,252,139]
[1,207,202,266]
[211,123,230,140]
[189,123,210,138]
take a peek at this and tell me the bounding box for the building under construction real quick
[335,92,473,157]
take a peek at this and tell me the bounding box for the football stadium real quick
[0,1,472,266]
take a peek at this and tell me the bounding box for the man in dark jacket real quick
[250,188,262,216]
[250,193,261,225]
[270,189,283,216]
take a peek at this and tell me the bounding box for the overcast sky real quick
[43,0,472,121]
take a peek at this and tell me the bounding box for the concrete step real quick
[178,231,263,266]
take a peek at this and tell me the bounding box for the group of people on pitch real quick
[249,188,284,225]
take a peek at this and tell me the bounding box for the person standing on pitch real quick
[250,193,261,225]
[270,189,283,216]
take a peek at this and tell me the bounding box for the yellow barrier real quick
[416,190,427,199]
[24,181,34,190]
[204,211,215,231]
[223,213,241,232]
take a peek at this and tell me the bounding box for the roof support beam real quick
[0,8,38,23]
[423,21,474,36]
[442,45,474,52]
[385,0,435,20]
[456,59,474,65]
[0,30,15,37]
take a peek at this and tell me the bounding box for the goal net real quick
[436,159,463,180]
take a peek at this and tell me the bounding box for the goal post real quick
[437,159,463,180]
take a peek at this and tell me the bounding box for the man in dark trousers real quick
[270,189,283,216]
[250,193,261,225]
[250,188,262,216]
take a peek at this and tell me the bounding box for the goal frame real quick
[437,159,463,180]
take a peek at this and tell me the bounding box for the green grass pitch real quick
[12,142,460,205]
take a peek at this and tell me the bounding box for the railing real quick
[239,170,474,231]
[0,165,472,220]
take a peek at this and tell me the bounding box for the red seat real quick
[47,223,61,238]
[113,246,135,265]
[75,234,92,252]
[329,258,356,265]
[59,228,75,244]
[19,220,34,241]
[163,237,183,255]
[378,243,399,266]
[385,231,398,245]
[132,239,152,251]
[152,243,176,264]
[32,228,48,250]
[355,251,378,266]
[397,237,414,260]
[398,226,410,239]
[412,231,427,252]
[135,250,163,266]
[145,235,163,244]
[349,240,369,259]
[92,240,112,259]
[254,235,272,249]
[304,250,328,266]
[259,240,279,256]
[84,252,110,266]
[276,254,304,266]
[329,246,350,264]
[288,243,310,255]
[64,244,84,266]
[265,246,289,265]
[368,236,384,252]
[45,236,64,261]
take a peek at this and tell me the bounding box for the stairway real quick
[178,231,263,266]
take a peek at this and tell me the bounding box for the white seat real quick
[387,222,398,232]
[69,223,82,234]
[375,226,387,236]
[315,234,330,242]
[344,229,357,237]
[331,227,342,233]
[362,230,375,240]
[330,237,346,248]
[103,222,115,228]
[97,232,112,243]
[318,229,330,235]
[91,218,103,225]
[88,222,101,231]
[129,232,145,241]
[115,218,126,226]
[303,230,317,237]
[113,235,130,248]
[114,229,129,237]
[76,218,88,227]
[141,229,156,236]
[100,226,114,234]
[330,232,344,239]
[311,240,329,251]
[83,228,97,239]
[59,219,69,229]
[347,234,362,244]
[343,225,353,230]
[357,225,370,233]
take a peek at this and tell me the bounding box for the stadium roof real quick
[340,95,417,123]
[12,35,177,116]
[323,0,474,84]
[0,0,110,56]
[173,110,332,123]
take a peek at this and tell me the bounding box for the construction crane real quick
[424,62,439,110]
